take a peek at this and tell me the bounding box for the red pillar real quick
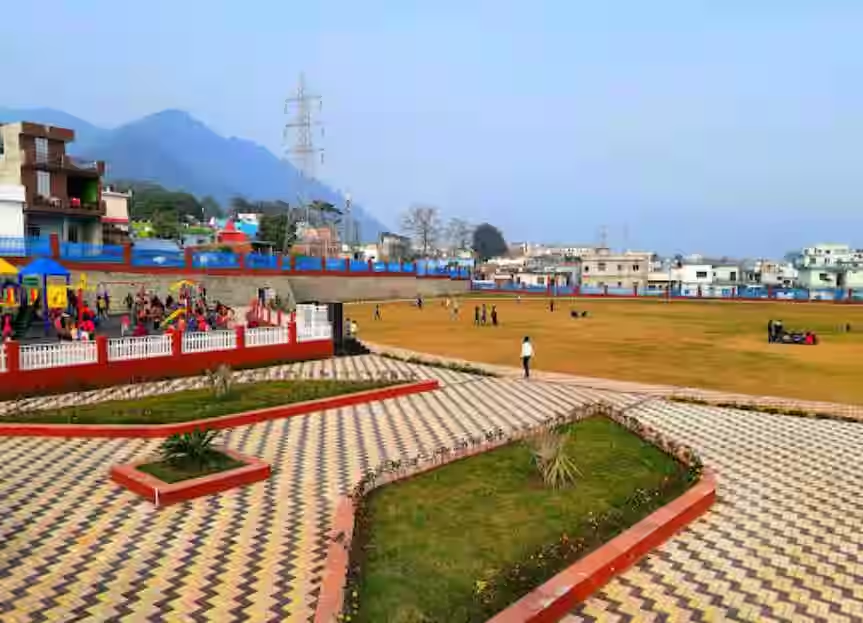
[277,309,283,326]
[367,259,373,272]
[697,286,702,298]
[171,330,183,357]
[276,254,284,270]
[123,242,132,267]
[49,233,60,259]
[6,340,20,373]
[288,316,297,343]
[184,247,194,271]
[633,284,638,297]
[289,255,297,271]
[96,335,109,366]
[603,285,609,297]
[574,284,580,297]
[235,325,246,349]
[238,252,245,271]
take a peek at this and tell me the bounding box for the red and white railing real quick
[108,335,173,361]
[246,326,289,348]
[19,341,99,371]
[182,330,238,353]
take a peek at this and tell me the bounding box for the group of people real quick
[767,318,819,345]
[123,287,235,338]
[474,303,499,326]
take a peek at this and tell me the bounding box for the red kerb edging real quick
[315,468,716,623]
[486,470,716,623]
[0,379,440,438]
[110,447,271,506]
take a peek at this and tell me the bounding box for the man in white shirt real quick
[520,336,534,379]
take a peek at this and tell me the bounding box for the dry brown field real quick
[349,297,863,404]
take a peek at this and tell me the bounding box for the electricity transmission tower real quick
[343,192,360,251]
[283,72,324,250]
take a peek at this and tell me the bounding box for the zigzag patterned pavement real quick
[0,355,861,621]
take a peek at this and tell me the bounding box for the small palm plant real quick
[161,429,221,468]
[527,427,582,489]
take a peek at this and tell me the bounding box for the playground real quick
[350,297,863,404]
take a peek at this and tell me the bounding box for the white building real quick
[579,248,652,289]
[0,184,25,238]
[795,243,863,289]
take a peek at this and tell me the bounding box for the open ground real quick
[350,297,863,404]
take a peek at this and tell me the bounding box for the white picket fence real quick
[295,304,333,343]
[181,330,237,354]
[19,341,98,371]
[246,326,289,348]
[108,335,173,361]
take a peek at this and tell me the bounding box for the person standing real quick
[521,336,534,379]
[491,305,498,326]
[474,305,481,326]
[374,304,382,321]
[451,298,460,320]
[767,319,774,343]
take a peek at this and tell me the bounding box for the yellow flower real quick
[474,580,488,594]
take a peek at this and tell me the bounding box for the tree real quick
[114,180,203,222]
[401,205,442,257]
[230,196,255,216]
[445,218,474,252]
[151,209,181,239]
[258,213,297,252]
[472,223,508,261]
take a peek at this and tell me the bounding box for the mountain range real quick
[0,107,387,240]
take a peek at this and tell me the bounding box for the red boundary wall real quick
[315,459,715,623]
[0,326,332,400]
[0,379,440,438]
[110,447,271,506]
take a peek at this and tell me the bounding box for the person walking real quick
[451,298,460,320]
[474,305,481,326]
[374,304,382,321]
[481,303,488,325]
[521,336,534,379]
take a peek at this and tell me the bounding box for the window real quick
[617,281,623,287]
[696,271,708,279]
[617,264,623,271]
[0,134,4,156]
[67,224,80,243]
[598,262,606,272]
[583,265,590,273]
[730,271,737,282]
[537,276,545,285]
[819,273,829,281]
[633,264,640,271]
[26,225,41,239]
[36,170,51,197]
[35,137,49,163]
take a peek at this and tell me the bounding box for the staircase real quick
[12,303,35,340]
[337,337,372,357]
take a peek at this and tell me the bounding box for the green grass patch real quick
[6,379,395,425]
[137,450,245,483]
[350,417,691,622]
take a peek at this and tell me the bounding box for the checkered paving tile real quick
[1,355,860,621]
[564,401,863,623]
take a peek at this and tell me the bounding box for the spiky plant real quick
[205,364,233,399]
[160,429,221,468]
[527,428,582,489]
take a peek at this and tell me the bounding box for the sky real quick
[2,0,862,257]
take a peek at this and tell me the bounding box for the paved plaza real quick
[1,355,862,621]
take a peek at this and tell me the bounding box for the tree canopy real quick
[401,205,442,256]
[472,223,508,261]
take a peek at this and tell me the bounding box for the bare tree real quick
[445,217,474,252]
[401,205,442,257]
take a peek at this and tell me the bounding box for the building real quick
[579,248,651,289]
[378,232,411,261]
[0,184,25,238]
[101,187,131,245]
[794,243,863,289]
[0,121,105,243]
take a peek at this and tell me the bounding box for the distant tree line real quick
[399,204,508,262]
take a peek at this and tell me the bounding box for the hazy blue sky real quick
[3,1,862,256]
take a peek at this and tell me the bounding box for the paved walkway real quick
[0,355,861,621]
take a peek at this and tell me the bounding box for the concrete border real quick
[110,447,271,507]
[0,379,439,438]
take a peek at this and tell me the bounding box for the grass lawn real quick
[6,379,394,425]
[351,297,863,404]
[352,417,690,622]
[137,451,246,483]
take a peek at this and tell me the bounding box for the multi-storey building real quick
[579,247,651,289]
[0,122,105,243]
[795,243,863,289]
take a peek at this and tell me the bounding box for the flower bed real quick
[316,403,712,622]
[111,446,271,507]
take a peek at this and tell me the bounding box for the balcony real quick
[20,150,104,176]
[26,195,106,217]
